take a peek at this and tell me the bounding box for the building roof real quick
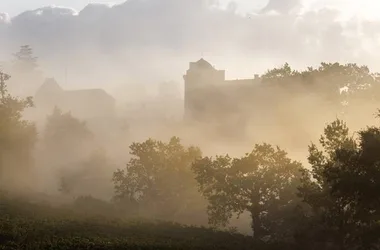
[195,58,214,69]
[35,78,63,98]
[35,78,115,104]
[64,88,115,102]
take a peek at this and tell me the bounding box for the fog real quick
[1,0,380,236]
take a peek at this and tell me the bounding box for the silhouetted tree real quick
[113,137,204,222]
[192,143,304,241]
[261,62,298,82]
[299,118,380,249]
[262,62,380,109]
[0,70,36,184]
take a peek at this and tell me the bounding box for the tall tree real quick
[0,70,36,185]
[8,45,43,97]
[13,45,38,72]
[192,143,304,241]
[298,118,380,249]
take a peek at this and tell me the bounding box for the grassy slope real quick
[0,197,286,250]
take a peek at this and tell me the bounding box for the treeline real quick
[2,49,380,249]
[111,119,380,249]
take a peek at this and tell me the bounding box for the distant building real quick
[35,78,115,120]
[183,58,264,124]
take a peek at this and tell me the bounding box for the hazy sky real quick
[2,0,254,16]
[0,1,111,16]
[1,0,380,97]
[1,0,380,20]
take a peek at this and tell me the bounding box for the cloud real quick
[261,0,302,14]
[0,12,10,23]
[0,0,380,99]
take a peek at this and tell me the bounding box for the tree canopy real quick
[192,143,304,241]
[42,107,93,167]
[112,136,205,222]
[13,45,38,72]
[298,118,380,249]
[0,70,36,185]
[261,61,380,106]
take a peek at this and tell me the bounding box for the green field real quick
[0,196,289,250]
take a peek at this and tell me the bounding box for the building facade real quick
[34,78,116,120]
[183,58,263,126]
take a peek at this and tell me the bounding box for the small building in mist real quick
[35,78,116,120]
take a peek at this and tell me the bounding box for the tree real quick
[191,143,304,241]
[298,118,380,249]
[261,62,298,82]
[261,62,380,109]
[112,137,204,222]
[297,119,355,249]
[59,148,115,197]
[8,45,42,97]
[306,62,380,112]
[13,45,38,72]
[43,107,93,165]
[0,70,36,185]
[257,62,380,151]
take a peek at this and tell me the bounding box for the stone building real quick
[182,58,340,147]
[183,58,264,126]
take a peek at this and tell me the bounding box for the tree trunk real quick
[250,209,265,241]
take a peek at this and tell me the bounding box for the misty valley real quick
[1,43,380,250]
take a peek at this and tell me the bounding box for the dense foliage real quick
[298,119,380,249]
[192,144,303,241]
[0,70,36,185]
[43,107,93,158]
[112,137,206,224]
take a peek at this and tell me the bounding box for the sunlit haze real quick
[1,0,380,90]
[2,1,380,246]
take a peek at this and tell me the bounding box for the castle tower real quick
[183,58,225,121]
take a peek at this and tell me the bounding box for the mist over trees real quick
[13,45,38,72]
[260,61,380,119]
[2,45,380,249]
[0,70,36,187]
[5,45,43,97]
[112,137,207,224]
[43,107,93,163]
